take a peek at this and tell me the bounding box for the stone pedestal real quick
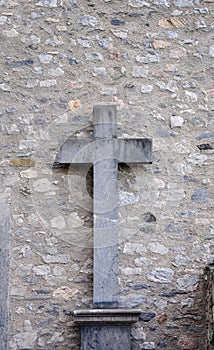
[74,308,141,350]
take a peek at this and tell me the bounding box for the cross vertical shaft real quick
[93,105,119,307]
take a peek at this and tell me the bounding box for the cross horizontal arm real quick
[57,138,152,164]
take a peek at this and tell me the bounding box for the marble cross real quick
[58,105,152,308]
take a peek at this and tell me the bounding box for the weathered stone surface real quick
[170,116,184,128]
[141,85,153,94]
[0,192,10,349]
[32,178,52,192]
[132,66,149,78]
[148,243,168,255]
[142,342,156,349]
[191,188,208,203]
[146,268,174,283]
[1,0,212,348]
[81,325,131,350]
[176,274,199,291]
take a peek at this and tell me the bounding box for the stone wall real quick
[0,0,213,349]
[206,266,214,350]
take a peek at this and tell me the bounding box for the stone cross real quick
[58,105,152,308]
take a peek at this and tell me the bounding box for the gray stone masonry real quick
[0,0,213,348]
[0,192,10,350]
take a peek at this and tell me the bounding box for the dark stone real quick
[34,117,47,125]
[197,143,213,150]
[5,59,34,68]
[196,132,214,140]
[183,175,199,183]
[143,212,156,223]
[63,310,72,316]
[68,56,80,64]
[27,44,38,50]
[30,105,41,112]
[37,317,55,328]
[191,188,208,203]
[34,289,51,294]
[157,341,167,348]
[129,12,145,17]
[47,308,59,316]
[6,106,16,113]
[160,291,187,297]
[139,312,156,322]
[156,129,177,138]
[81,326,131,350]
[127,283,151,290]
[111,19,125,26]
[149,327,157,331]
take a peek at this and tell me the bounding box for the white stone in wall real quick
[100,86,117,95]
[67,213,84,228]
[136,54,159,63]
[0,83,10,91]
[47,332,64,343]
[181,298,194,308]
[51,215,66,229]
[0,16,7,25]
[170,116,184,128]
[55,113,68,124]
[185,90,198,102]
[162,189,185,201]
[141,85,153,94]
[33,265,51,276]
[128,0,151,7]
[93,67,107,76]
[77,15,98,26]
[36,0,58,7]
[38,54,53,64]
[146,268,174,283]
[173,140,192,153]
[124,243,146,254]
[27,79,39,88]
[33,178,52,192]
[209,45,214,57]
[42,254,70,264]
[10,286,27,296]
[173,255,191,267]
[111,29,128,39]
[176,274,199,291]
[48,67,64,76]
[121,267,142,275]
[131,325,146,340]
[173,0,195,6]
[148,243,169,255]
[135,257,152,267]
[10,329,38,349]
[3,28,19,37]
[132,66,149,78]
[40,79,57,87]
